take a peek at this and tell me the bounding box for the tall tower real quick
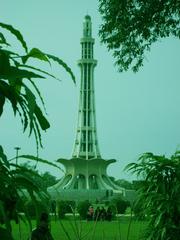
[49,16,124,201]
[72,15,101,160]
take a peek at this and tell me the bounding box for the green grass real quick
[11,216,146,240]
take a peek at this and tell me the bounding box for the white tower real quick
[49,16,124,201]
[72,15,101,159]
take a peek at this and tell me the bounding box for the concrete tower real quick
[49,16,124,201]
[72,15,100,160]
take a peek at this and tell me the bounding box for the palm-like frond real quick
[126,151,180,240]
[0,22,75,150]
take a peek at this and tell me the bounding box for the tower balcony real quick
[78,59,97,66]
[80,37,95,44]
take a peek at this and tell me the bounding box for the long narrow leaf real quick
[22,48,50,64]
[46,54,75,83]
[0,33,10,46]
[0,22,28,52]
[19,64,60,81]
[34,105,50,130]
[18,155,65,172]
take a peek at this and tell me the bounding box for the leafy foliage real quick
[115,179,133,189]
[25,200,49,219]
[0,146,50,235]
[19,162,58,189]
[77,200,91,220]
[57,201,75,219]
[0,22,75,149]
[111,197,130,214]
[126,151,180,240]
[99,0,180,72]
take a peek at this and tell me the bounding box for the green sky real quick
[1,0,180,180]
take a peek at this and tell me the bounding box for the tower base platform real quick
[48,157,125,202]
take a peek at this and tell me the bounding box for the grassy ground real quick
[11,216,146,240]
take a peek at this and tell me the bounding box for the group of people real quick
[87,206,113,221]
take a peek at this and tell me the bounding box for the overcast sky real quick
[1,0,180,180]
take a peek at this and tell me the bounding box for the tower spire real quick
[72,15,101,160]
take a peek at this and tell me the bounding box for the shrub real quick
[111,197,130,214]
[126,152,180,240]
[25,200,48,219]
[57,201,75,219]
[77,200,91,219]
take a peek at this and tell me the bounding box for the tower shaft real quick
[72,15,100,159]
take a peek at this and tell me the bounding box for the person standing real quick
[106,206,113,221]
[30,212,54,240]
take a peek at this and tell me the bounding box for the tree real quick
[41,171,58,188]
[115,179,133,189]
[20,162,58,189]
[126,151,180,240]
[0,22,75,150]
[99,0,180,72]
[111,197,130,214]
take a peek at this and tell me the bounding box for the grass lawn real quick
[11,216,146,240]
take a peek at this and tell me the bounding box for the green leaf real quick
[1,66,45,80]
[34,105,50,131]
[0,94,5,116]
[18,155,64,172]
[32,115,43,148]
[0,80,17,113]
[46,54,76,83]
[0,50,11,75]
[22,48,50,64]
[0,200,12,233]
[19,64,60,81]
[0,22,28,53]
[24,85,36,120]
[0,33,10,46]
[28,78,47,112]
[0,145,9,168]
[161,227,166,239]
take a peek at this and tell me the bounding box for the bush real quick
[25,200,48,219]
[111,197,130,214]
[57,201,75,219]
[126,152,180,240]
[77,200,91,219]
